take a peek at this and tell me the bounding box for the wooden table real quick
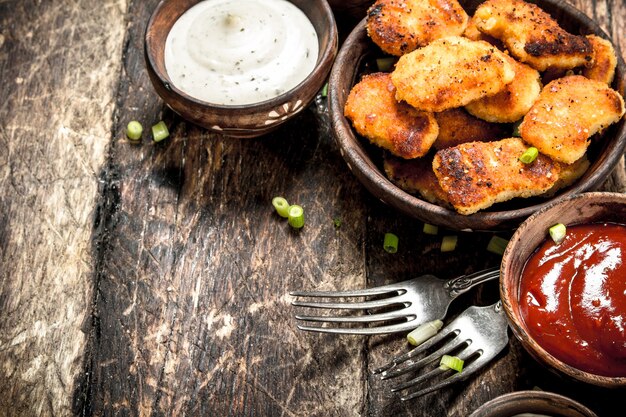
[1,1,624,416]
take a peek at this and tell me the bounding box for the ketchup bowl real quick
[145,0,338,138]
[501,192,626,388]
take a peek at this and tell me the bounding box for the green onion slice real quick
[549,223,567,244]
[321,82,328,98]
[439,355,464,372]
[383,233,399,253]
[126,121,143,140]
[272,197,290,218]
[487,235,509,256]
[376,57,396,72]
[440,235,458,252]
[407,320,443,346]
[333,217,342,228]
[152,121,170,142]
[287,205,305,229]
[519,147,539,164]
[423,223,439,235]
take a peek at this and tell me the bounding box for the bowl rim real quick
[144,0,338,111]
[468,390,599,417]
[500,191,626,387]
[328,0,626,231]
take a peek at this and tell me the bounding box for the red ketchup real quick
[520,223,626,377]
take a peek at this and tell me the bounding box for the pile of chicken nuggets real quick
[344,0,625,215]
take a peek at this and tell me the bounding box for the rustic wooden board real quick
[0,0,624,416]
[0,1,126,416]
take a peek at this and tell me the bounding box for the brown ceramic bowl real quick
[500,192,626,388]
[328,0,626,230]
[145,0,338,138]
[469,391,598,417]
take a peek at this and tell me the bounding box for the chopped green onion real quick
[440,235,458,252]
[126,121,143,140]
[407,320,443,346]
[423,223,439,235]
[333,217,342,228]
[519,146,539,164]
[272,196,290,218]
[512,120,522,137]
[321,82,328,97]
[287,205,305,229]
[376,57,395,72]
[487,235,509,256]
[549,223,567,244]
[439,355,464,372]
[383,233,399,253]
[152,121,169,142]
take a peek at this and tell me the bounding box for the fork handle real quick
[444,266,500,298]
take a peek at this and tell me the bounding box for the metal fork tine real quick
[291,294,405,310]
[380,336,466,380]
[295,309,413,324]
[399,354,487,401]
[290,285,404,298]
[296,320,425,335]
[391,366,442,392]
[373,325,460,374]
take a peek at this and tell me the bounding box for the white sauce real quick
[164,0,319,105]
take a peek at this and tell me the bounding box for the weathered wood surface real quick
[0,1,624,416]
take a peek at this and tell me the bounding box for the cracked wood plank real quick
[75,1,369,416]
[0,0,127,416]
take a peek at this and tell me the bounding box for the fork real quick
[290,267,499,334]
[373,301,509,400]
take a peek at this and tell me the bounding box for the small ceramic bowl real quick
[469,391,598,417]
[328,0,626,230]
[145,0,338,138]
[500,192,626,388]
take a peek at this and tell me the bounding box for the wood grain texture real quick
[0,1,127,416]
[0,0,623,417]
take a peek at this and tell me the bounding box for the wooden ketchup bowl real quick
[144,0,337,138]
[328,0,626,230]
[500,192,626,388]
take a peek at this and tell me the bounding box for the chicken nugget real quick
[474,0,592,71]
[432,138,560,215]
[520,75,625,164]
[391,36,516,112]
[465,55,542,123]
[344,72,439,159]
[433,108,507,150]
[366,0,468,56]
[383,153,450,206]
[543,155,590,197]
[583,35,617,85]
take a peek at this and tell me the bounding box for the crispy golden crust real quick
[366,0,468,56]
[465,55,542,123]
[344,72,439,159]
[474,0,592,71]
[391,36,516,112]
[519,75,625,164]
[433,108,507,149]
[543,155,590,197]
[463,14,503,48]
[583,35,617,85]
[432,138,560,215]
[383,153,450,206]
